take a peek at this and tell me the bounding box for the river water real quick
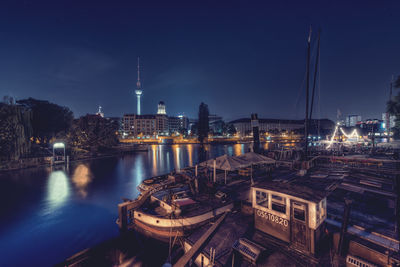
[0,143,254,267]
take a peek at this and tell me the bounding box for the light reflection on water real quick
[133,154,144,186]
[233,143,244,156]
[72,164,92,198]
[46,170,70,210]
[187,144,193,166]
[173,144,181,171]
[0,143,252,267]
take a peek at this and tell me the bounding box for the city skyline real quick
[0,1,399,121]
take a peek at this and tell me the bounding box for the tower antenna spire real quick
[136,57,141,89]
[135,57,143,115]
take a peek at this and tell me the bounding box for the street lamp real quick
[53,142,66,163]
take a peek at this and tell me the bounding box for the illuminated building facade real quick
[345,115,361,127]
[168,115,189,135]
[231,118,303,137]
[157,114,169,135]
[382,113,396,132]
[157,101,166,115]
[123,114,168,136]
[231,118,334,137]
[357,119,386,137]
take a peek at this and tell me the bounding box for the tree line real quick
[0,97,118,160]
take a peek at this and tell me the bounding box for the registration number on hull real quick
[256,209,288,227]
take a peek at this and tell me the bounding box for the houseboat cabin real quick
[252,178,335,255]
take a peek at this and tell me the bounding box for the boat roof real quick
[253,176,338,203]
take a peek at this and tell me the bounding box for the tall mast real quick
[305,27,312,158]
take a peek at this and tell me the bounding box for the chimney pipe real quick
[251,113,260,153]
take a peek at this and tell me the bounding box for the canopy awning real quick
[235,152,276,165]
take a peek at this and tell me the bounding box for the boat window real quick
[294,208,305,221]
[255,190,268,208]
[271,194,286,214]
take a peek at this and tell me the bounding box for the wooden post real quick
[195,165,198,177]
[250,164,254,185]
[338,198,352,256]
[194,178,199,194]
[225,170,227,185]
[213,159,216,183]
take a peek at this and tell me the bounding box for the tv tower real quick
[135,57,143,115]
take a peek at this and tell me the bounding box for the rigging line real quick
[305,26,312,156]
[317,42,321,136]
[293,36,318,118]
[309,29,321,122]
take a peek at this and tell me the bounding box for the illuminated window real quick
[255,190,268,208]
[271,194,286,214]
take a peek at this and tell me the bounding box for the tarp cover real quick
[198,152,275,171]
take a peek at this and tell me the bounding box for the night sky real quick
[0,0,399,121]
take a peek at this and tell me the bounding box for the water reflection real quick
[133,155,144,186]
[263,142,270,150]
[151,145,158,175]
[166,151,171,170]
[233,144,243,156]
[72,164,92,198]
[173,145,181,171]
[47,170,70,210]
[227,145,233,156]
[187,144,193,167]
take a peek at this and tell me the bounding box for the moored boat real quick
[118,152,277,242]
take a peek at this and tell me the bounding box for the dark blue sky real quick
[0,0,399,121]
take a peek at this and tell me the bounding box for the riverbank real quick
[0,146,147,172]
